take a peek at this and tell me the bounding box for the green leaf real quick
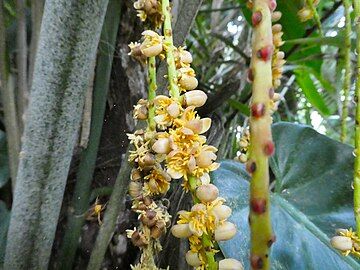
[295,69,331,115]
[0,130,9,189]
[0,201,10,264]
[228,99,250,116]
[212,122,359,270]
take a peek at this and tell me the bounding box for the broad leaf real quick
[212,122,359,270]
[0,131,9,189]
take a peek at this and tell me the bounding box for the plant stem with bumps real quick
[161,0,180,101]
[148,56,157,130]
[340,0,352,143]
[248,1,275,269]
[353,0,360,237]
[306,0,323,36]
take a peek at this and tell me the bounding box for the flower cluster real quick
[331,228,360,257]
[134,0,163,28]
[297,0,320,22]
[171,184,240,269]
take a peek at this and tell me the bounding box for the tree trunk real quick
[4,1,108,269]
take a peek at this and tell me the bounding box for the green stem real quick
[306,0,323,36]
[57,2,121,269]
[148,56,157,130]
[353,0,360,237]
[249,1,274,269]
[161,0,180,101]
[340,0,352,143]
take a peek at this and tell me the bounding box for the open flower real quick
[143,166,171,196]
[134,0,163,28]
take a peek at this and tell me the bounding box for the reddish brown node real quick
[264,141,275,156]
[256,46,273,61]
[268,0,277,11]
[246,161,257,174]
[250,254,264,269]
[252,11,262,26]
[247,69,254,82]
[250,198,266,214]
[268,235,276,247]
[251,103,265,118]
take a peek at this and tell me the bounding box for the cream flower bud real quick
[297,8,313,22]
[167,102,181,117]
[277,51,285,60]
[271,11,282,22]
[196,150,217,168]
[131,169,142,181]
[212,205,232,221]
[129,181,142,198]
[179,75,198,90]
[215,221,237,241]
[273,93,281,102]
[171,224,192,238]
[152,138,171,154]
[238,153,247,163]
[272,24,282,33]
[196,184,219,202]
[330,236,353,251]
[140,30,163,57]
[185,251,202,267]
[239,140,248,148]
[184,90,208,107]
[180,50,193,64]
[219,258,244,270]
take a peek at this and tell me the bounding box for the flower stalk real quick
[353,0,360,238]
[148,56,157,131]
[247,0,279,269]
[340,0,352,143]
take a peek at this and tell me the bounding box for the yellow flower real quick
[143,167,171,196]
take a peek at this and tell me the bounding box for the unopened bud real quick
[151,221,166,239]
[215,221,237,241]
[136,105,148,120]
[219,258,244,270]
[167,102,181,117]
[184,90,208,107]
[129,181,142,198]
[297,7,313,22]
[191,203,207,212]
[152,138,171,154]
[138,152,156,168]
[196,184,219,203]
[271,11,282,22]
[179,74,198,90]
[131,169,142,181]
[212,204,232,221]
[186,251,202,267]
[180,50,193,64]
[238,153,248,163]
[171,224,192,238]
[331,236,353,251]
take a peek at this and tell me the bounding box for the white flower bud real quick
[219,258,244,270]
[272,24,282,33]
[191,203,206,212]
[196,184,219,203]
[180,50,193,64]
[185,251,202,267]
[171,224,192,238]
[184,90,208,107]
[179,74,198,90]
[141,43,163,57]
[271,11,282,22]
[212,205,232,221]
[273,93,281,102]
[167,102,181,117]
[238,153,247,163]
[152,138,171,154]
[330,236,353,251]
[215,221,237,241]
